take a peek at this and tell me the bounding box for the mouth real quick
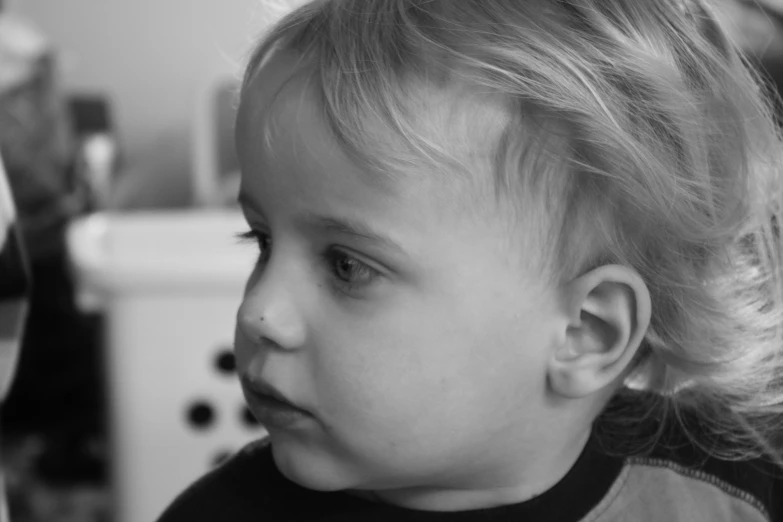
[240,376,311,429]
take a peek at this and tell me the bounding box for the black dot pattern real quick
[186,401,216,430]
[214,349,236,375]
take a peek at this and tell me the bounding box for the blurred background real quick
[7,0,280,210]
[0,0,781,521]
[0,1,308,521]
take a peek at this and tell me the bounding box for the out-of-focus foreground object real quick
[0,154,28,415]
[67,210,266,522]
[0,151,32,522]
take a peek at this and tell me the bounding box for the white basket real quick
[67,210,266,522]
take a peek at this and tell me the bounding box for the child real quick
[158,0,783,520]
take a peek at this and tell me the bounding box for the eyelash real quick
[235,230,380,293]
[236,230,271,264]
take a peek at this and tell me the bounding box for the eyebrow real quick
[237,192,406,256]
[299,213,406,255]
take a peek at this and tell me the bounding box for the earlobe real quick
[548,265,651,399]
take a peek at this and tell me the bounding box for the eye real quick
[236,230,271,265]
[325,249,380,291]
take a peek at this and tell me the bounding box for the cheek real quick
[311,299,546,444]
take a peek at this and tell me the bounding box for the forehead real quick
[237,48,511,206]
[236,54,408,216]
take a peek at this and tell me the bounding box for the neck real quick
[362,429,592,512]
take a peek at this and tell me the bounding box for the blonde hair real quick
[240,0,783,462]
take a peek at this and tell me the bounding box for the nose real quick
[237,265,307,350]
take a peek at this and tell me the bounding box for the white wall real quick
[9,0,297,208]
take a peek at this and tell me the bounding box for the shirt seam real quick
[626,456,770,521]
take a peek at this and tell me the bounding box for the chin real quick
[270,436,357,492]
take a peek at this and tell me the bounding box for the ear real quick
[548,265,651,399]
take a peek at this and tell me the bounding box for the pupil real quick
[340,258,353,276]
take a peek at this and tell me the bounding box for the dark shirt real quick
[156,426,783,522]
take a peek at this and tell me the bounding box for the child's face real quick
[234,53,571,502]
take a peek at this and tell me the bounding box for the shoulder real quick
[617,447,783,522]
[595,392,783,521]
[155,438,287,522]
[642,407,783,521]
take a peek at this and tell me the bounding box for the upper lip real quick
[240,375,307,412]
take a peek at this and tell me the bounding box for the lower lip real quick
[245,392,311,429]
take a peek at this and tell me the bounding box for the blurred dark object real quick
[69,96,112,136]
[68,95,119,211]
[0,212,29,302]
[0,151,31,522]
